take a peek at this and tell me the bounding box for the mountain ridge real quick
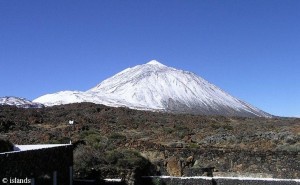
[33,60,272,117]
[0,96,44,108]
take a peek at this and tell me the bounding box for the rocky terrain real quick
[0,103,299,183]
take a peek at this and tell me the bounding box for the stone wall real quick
[137,141,300,179]
[188,148,299,179]
[142,176,300,185]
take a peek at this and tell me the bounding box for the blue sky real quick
[0,1,299,117]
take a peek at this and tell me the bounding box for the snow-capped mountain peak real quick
[33,60,272,117]
[146,60,166,67]
[0,96,44,108]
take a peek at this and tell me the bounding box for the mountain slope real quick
[33,60,272,117]
[0,96,44,108]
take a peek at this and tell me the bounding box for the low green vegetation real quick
[276,143,300,152]
[74,144,154,179]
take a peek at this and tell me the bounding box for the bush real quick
[85,134,106,149]
[73,145,106,178]
[188,143,199,148]
[0,120,15,133]
[109,133,126,140]
[80,129,108,149]
[74,146,155,180]
[106,149,150,170]
[79,129,100,139]
[174,125,190,139]
[107,133,126,147]
[0,139,14,153]
[276,143,300,152]
[163,127,174,134]
[106,150,125,164]
[47,139,61,144]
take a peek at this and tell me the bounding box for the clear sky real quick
[0,0,299,117]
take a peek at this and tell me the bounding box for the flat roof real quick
[0,144,72,154]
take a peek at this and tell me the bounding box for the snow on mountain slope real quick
[33,60,272,117]
[0,96,44,108]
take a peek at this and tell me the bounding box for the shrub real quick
[174,125,190,139]
[188,143,199,148]
[276,143,300,152]
[0,120,15,133]
[109,133,126,140]
[80,129,108,149]
[106,150,125,164]
[0,139,14,153]
[79,129,100,139]
[107,133,126,147]
[163,127,174,134]
[106,149,150,170]
[84,134,105,149]
[73,145,106,178]
[47,139,61,144]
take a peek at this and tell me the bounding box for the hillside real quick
[1,103,297,151]
[0,103,299,181]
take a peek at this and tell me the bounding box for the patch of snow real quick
[104,179,122,182]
